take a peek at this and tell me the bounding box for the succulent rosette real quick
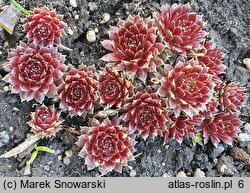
[157,60,215,117]
[23,7,65,46]
[58,65,98,117]
[163,115,201,143]
[220,83,246,113]
[99,67,133,108]
[154,4,205,53]
[199,99,219,118]
[2,42,66,103]
[201,113,242,147]
[77,118,136,174]
[101,15,165,81]
[192,41,226,75]
[27,105,62,137]
[121,87,171,139]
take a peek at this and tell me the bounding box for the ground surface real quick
[0,0,249,177]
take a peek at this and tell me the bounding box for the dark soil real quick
[0,0,249,177]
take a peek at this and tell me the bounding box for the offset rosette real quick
[121,87,171,139]
[201,113,242,147]
[157,60,215,117]
[24,7,65,46]
[99,67,133,108]
[101,15,165,81]
[2,42,66,103]
[28,106,62,137]
[58,66,98,117]
[154,4,205,53]
[77,118,136,174]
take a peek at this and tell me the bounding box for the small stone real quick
[65,150,73,157]
[12,107,19,112]
[88,2,97,11]
[163,173,171,177]
[100,13,110,24]
[129,170,136,177]
[69,0,77,8]
[230,147,250,165]
[24,163,31,176]
[210,145,225,158]
[247,144,250,154]
[86,29,96,42]
[67,28,74,35]
[3,86,9,92]
[238,133,250,142]
[9,127,14,131]
[157,149,161,153]
[162,162,165,166]
[0,131,10,147]
[58,155,62,161]
[244,123,250,134]
[243,58,250,70]
[217,156,238,175]
[74,15,79,20]
[194,168,205,177]
[176,171,186,177]
[63,157,70,166]
[44,165,50,171]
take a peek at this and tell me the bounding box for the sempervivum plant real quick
[220,83,246,113]
[190,41,226,75]
[101,15,165,81]
[77,118,136,174]
[2,41,66,103]
[121,87,171,140]
[28,105,63,137]
[154,4,205,53]
[23,7,65,46]
[99,67,133,108]
[200,113,242,147]
[157,60,215,117]
[58,65,98,117]
[163,115,201,143]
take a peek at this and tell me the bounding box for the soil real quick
[0,0,249,177]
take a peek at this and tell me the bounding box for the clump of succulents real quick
[1,3,247,175]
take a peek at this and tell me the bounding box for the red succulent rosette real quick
[163,115,201,143]
[201,112,242,147]
[220,83,246,113]
[101,15,165,81]
[58,65,98,117]
[2,42,66,103]
[77,118,136,174]
[192,41,226,75]
[27,105,62,137]
[121,87,171,139]
[24,7,65,46]
[199,99,219,118]
[99,67,133,108]
[157,60,215,117]
[154,4,205,53]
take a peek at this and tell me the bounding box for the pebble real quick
[9,127,14,131]
[244,123,250,133]
[69,0,77,8]
[44,165,50,171]
[238,133,250,142]
[243,58,250,70]
[24,163,31,176]
[12,107,19,112]
[194,168,205,177]
[63,157,71,165]
[86,29,96,42]
[58,155,62,161]
[247,144,250,154]
[65,150,73,157]
[210,145,225,158]
[3,86,9,92]
[129,170,136,177]
[67,28,74,35]
[74,15,79,20]
[100,13,110,24]
[176,171,187,177]
[0,130,10,147]
[217,156,238,175]
[88,2,97,11]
